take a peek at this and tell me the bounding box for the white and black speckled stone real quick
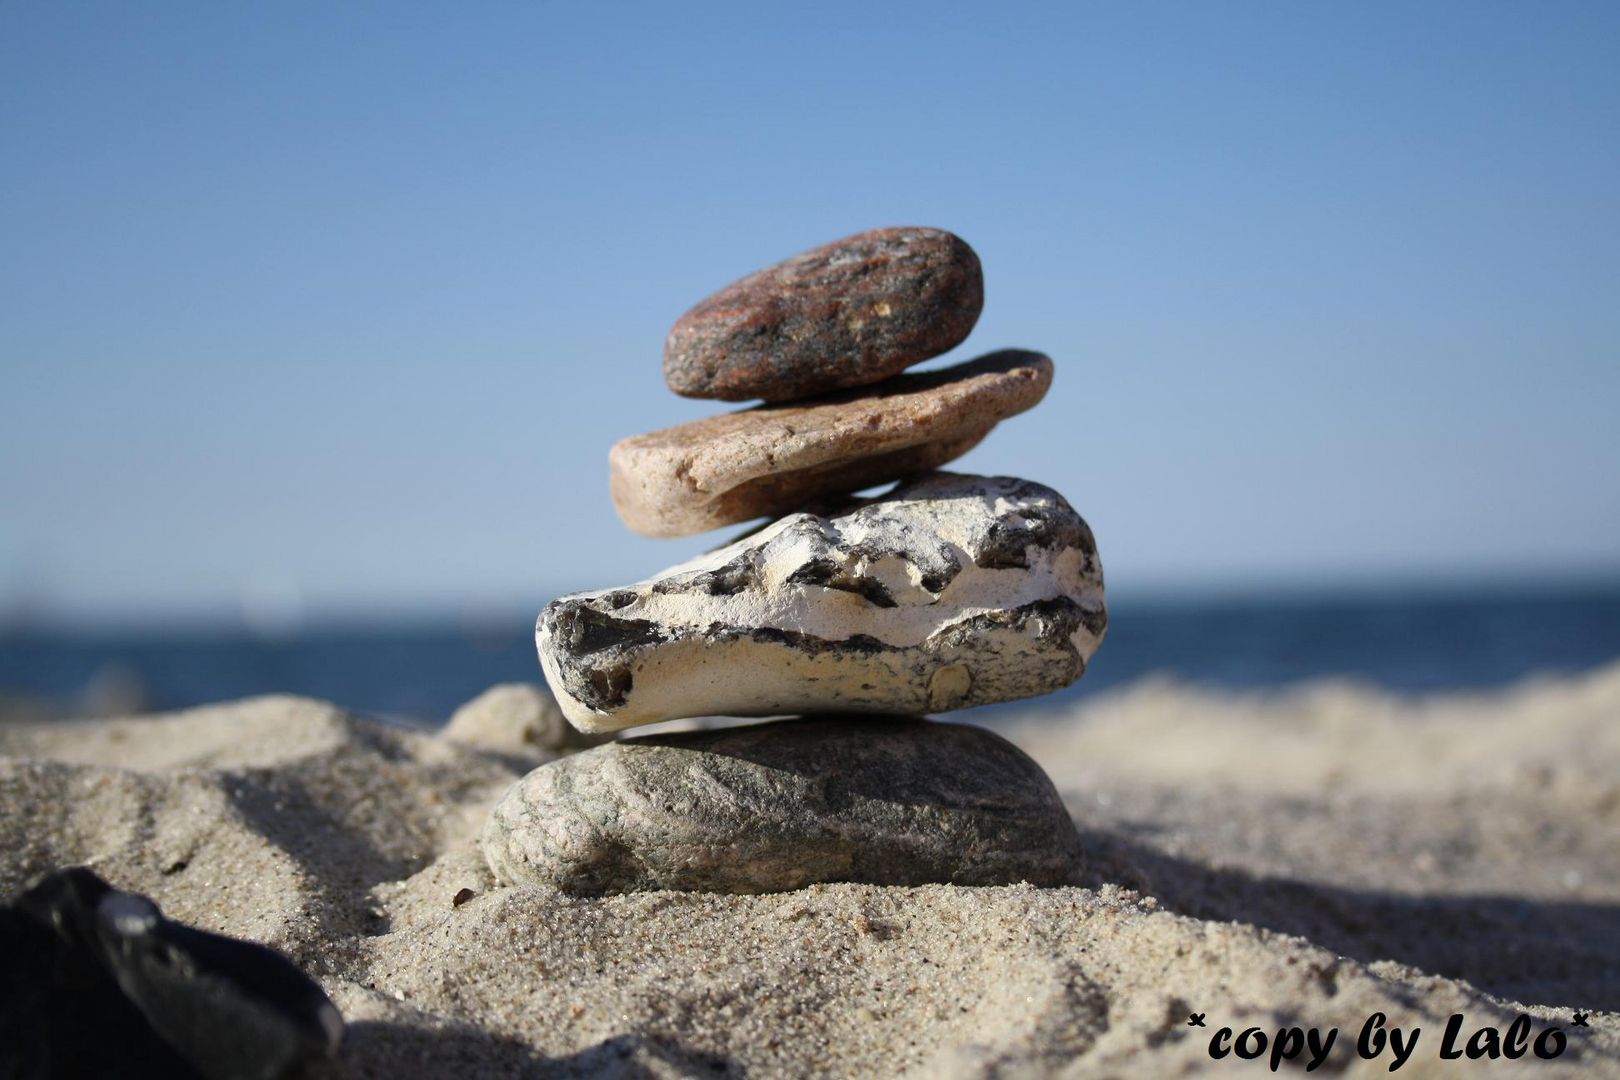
[537,472,1107,733]
[481,716,1084,895]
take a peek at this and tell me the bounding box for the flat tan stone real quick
[610,349,1053,537]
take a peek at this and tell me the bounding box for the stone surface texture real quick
[439,683,605,757]
[539,472,1106,733]
[663,226,983,403]
[481,716,1083,895]
[611,349,1052,538]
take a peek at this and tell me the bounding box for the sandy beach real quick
[3,666,1616,1077]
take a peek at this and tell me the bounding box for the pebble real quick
[540,472,1106,733]
[481,716,1083,895]
[439,683,606,757]
[664,226,983,403]
[612,349,1052,538]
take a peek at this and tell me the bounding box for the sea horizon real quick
[6,575,1619,727]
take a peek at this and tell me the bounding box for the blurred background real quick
[3,2,1617,724]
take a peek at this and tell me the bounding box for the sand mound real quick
[0,696,521,969]
[3,673,1617,1076]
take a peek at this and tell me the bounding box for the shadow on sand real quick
[327,1023,740,1078]
[1076,826,1620,1012]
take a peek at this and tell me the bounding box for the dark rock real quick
[664,226,984,402]
[1,902,202,1079]
[482,716,1084,896]
[2,867,342,1080]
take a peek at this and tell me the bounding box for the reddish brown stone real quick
[663,226,984,403]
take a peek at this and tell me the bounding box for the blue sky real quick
[3,2,1618,625]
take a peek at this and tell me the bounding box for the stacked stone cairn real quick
[482,227,1109,896]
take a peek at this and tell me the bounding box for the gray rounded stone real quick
[481,716,1083,896]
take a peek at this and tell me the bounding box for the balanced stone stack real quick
[483,227,1108,896]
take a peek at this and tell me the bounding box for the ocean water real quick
[3,584,1618,726]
